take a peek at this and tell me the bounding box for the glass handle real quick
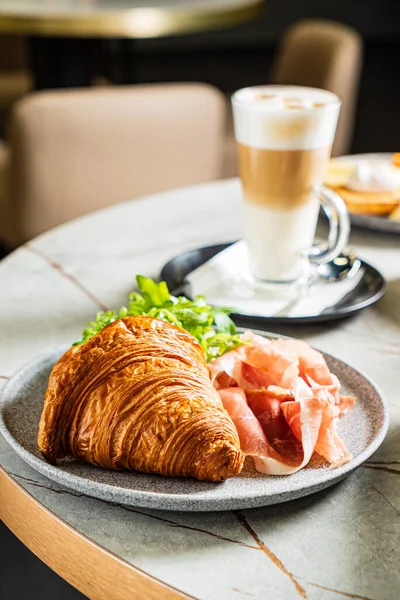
[308,186,351,264]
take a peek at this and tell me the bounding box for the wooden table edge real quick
[0,2,264,38]
[0,466,192,600]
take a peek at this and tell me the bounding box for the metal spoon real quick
[272,250,362,317]
[316,249,362,282]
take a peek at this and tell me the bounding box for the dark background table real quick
[0,0,264,89]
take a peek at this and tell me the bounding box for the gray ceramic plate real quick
[0,334,389,512]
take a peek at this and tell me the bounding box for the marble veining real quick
[26,244,109,311]
[1,179,399,600]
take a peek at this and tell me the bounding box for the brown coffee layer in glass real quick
[237,143,331,210]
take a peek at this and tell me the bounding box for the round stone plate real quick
[0,333,389,512]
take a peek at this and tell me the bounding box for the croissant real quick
[38,316,244,481]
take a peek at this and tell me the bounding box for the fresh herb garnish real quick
[74,275,243,361]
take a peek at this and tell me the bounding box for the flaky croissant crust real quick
[38,316,244,481]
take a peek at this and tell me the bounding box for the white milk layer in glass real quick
[232,85,340,282]
[244,199,320,282]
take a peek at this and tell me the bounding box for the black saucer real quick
[160,242,386,326]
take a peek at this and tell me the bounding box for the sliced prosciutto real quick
[274,339,333,386]
[218,388,272,461]
[241,345,298,389]
[338,394,356,416]
[245,387,292,442]
[210,334,354,475]
[209,344,248,388]
[314,400,352,467]
[281,391,352,468]
[219,384,322,475]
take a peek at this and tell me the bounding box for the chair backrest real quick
[271,19,363,156]
[0,35,27,70]
[10,83,226,242]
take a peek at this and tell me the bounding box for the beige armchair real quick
[0,83,226,247]
[0,35,31,133]
[271,19,363,157]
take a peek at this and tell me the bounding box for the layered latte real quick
[232,86,341,282]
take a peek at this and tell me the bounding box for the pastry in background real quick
[333,188,399,215]
[324,156,400,216]
[38,316,245,482]
[391,153,400,169]
[389,204,400,221]
[323,162,355,188]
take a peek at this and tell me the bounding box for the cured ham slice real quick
[209,333,354,475]
[241,346,298,389]
[209,344,248,388]
[274,339,333,386]
[211,332,333,391]
[281,398,323,445]
[305,374,340,404]
[245,388,292,441]
[338,395,356,416]
[281,392,351,468]
[218,388,272,459]
[218,382,323,475]
[314,402,352,467]
[305,376,355,416]
[218,387,300,475]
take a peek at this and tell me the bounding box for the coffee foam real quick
[232,86,340,151]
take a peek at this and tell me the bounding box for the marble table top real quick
[1,179,399,600]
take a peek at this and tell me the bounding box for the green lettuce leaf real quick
[74,275,243,361]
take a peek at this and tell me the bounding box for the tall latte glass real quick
[232,86,350,283]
